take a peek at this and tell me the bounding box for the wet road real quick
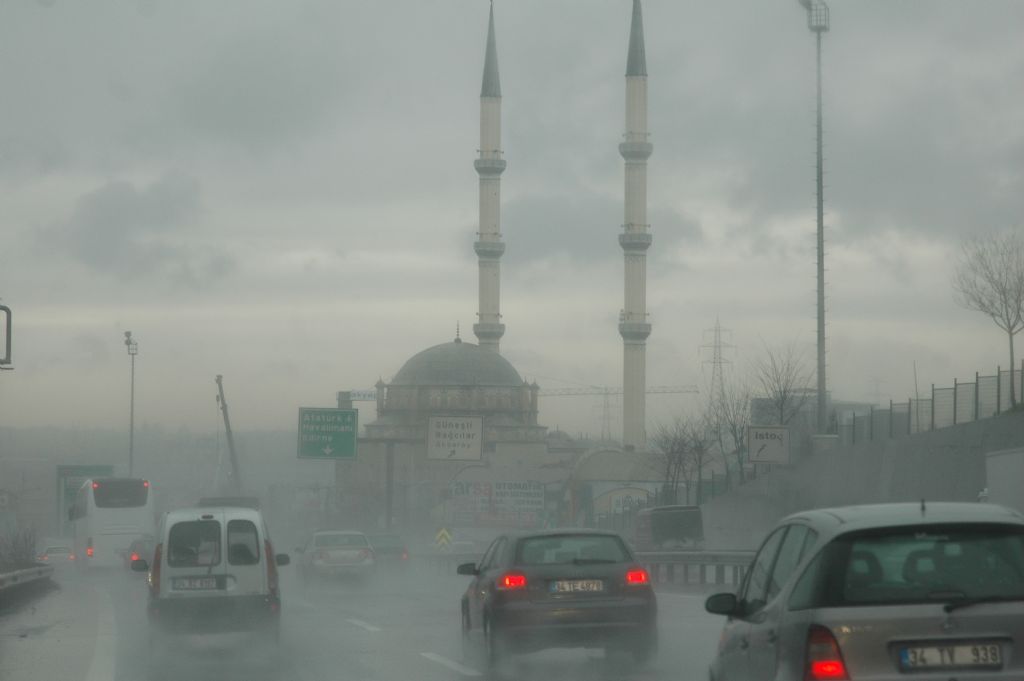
[0,562,723,681]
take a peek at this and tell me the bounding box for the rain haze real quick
[2,1,1024,681]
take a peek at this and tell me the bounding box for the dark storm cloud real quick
[39,172,233,284]
[503,194,702,265]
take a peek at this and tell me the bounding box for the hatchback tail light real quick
[149,543,162,597]
[497,572,527,590]
[86,538,94,558]
[626,568,650,585]
[805,625,849,681]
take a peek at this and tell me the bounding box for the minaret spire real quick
[619,0,652,451]
[474,0,507,353]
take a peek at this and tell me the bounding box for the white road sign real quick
[428,416,483,460]
[747,426,790,464]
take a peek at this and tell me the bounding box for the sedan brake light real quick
[626,568,650,585]
[130,552,140,562]
[805,625,849,681]
[497,572,527,590]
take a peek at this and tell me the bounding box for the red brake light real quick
[130,552,140,562]
[86,547,94,557]
[498,572,527,590]
[92,482,100,489]
[149,543,162,596]
[69,553,76,560]
[806,626,849,681]
[626,568,650,585]
[143,480,150,488]
[39,555,48,561]
[401,550,409,560]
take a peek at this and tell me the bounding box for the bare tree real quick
[710,376,752,484]
[651,415,718,505]
[752,343,814,425]
[953,231,1024,407]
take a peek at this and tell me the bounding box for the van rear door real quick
[224,515,265,596]
[163,510,227,598]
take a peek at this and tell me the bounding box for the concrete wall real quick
[702,410,1024,550]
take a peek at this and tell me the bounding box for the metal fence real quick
[839,362,1024,445]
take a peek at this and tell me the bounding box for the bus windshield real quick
[93,479,149,508]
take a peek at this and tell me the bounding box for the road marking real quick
[84,588,116,681]
[420,652,481,677]
[346,618,382,632]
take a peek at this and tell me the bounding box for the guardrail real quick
[0,565,54,594]
[419,548,754,589]
[635,550,755,588]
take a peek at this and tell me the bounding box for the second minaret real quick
[619,0,652,450]
[473,2,507,353]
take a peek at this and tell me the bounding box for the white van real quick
[132,506,290,651]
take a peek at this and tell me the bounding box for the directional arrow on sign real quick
[323,446,334,456]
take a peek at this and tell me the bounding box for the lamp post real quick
[799,0,830,434]
[124,331,138,476]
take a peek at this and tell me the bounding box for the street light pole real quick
[799,0,830,434]
[124,331,138,477]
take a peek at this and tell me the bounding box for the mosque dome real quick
[391,338,523,388]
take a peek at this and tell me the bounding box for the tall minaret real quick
[473,1,506,353]
[619,0,652,451]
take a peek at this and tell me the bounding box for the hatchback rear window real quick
[517,535,630,565]
[792,523,1024,608]
[314,533,368,548]
[168,520,221,567]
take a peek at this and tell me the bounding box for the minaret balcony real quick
[618,141,653,160]
[474,158,507,176]
[474,240,506,258]
[473,322,506,340]
[619,232,653,252]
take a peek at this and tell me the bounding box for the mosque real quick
[337,1,661,533]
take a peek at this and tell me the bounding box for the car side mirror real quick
[705,592,740,617]
[456,562,479,576]
[131,559,150,572]
[275,553,290,566]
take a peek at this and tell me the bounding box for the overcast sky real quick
[1,0,1022,439]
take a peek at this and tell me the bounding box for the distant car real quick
[131,505,290,672]
[123,536,156,572]
[297,530,375,582]
[457,529,657,668]
[367,533,409,568]
[704,502,1024,681]
[37,544,75,564]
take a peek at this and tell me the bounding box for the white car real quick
[297,530,375,582]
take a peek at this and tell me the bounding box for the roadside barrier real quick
[0,565,54,594]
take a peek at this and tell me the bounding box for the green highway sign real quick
[297,408,358,459]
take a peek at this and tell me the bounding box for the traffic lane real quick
[0,572,103,681]
[279,564,723,681]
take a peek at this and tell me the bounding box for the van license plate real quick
[173,577,218,590]
[551,580,603,593]
[899,643,1002,669]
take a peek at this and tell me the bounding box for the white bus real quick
[70,478,156,568]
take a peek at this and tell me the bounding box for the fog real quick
[3,0,1024,680]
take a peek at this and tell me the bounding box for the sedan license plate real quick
[551,579,604,593]
[173,576,219,591]
[900,643,1002,670]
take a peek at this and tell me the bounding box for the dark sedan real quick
[457,529,657,667]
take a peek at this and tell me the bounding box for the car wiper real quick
[944,595,1024,613]
[571,558,616,565]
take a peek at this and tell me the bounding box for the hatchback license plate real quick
[173,576,218,590]
[551,579,603,593]
[900,643,1002,669]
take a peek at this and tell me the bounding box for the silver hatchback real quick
[705,502,1024,681]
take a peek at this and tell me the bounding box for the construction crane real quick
[215,375,242,495]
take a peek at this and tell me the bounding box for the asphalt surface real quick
[0,562,723,681]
